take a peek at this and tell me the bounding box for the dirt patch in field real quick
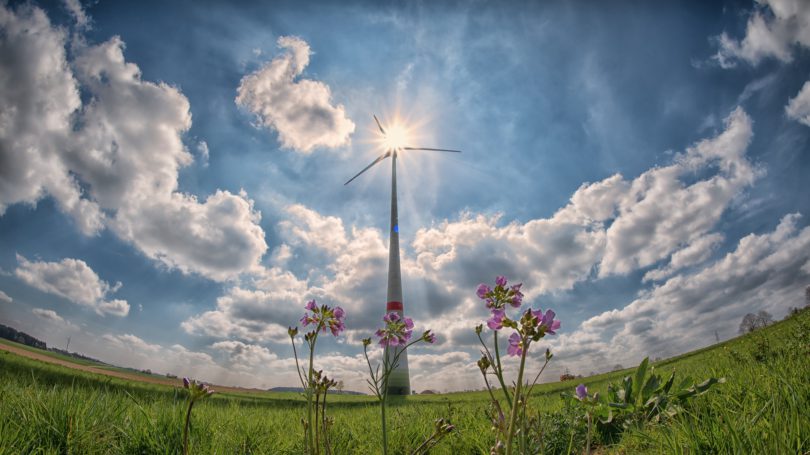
[0,342,263,395]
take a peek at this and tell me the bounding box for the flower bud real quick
[422,330,436,344]
[362,337,371,347]
[288,326,299,337]
[477,356,491,372]
[475,324,483,335]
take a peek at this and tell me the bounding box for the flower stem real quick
[493,332,513,408]
[306,332,319,454]
[504,338,528,455]
[182,399,194,455]
[586,411,592,455]
[380,346,390,455]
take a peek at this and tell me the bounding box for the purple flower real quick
[575,383,588,400]
[530,308,561,335]
[510,284,523,307]
[487,309,505,331]
[507,332,522,357]
[496,276,508,287]
[184,377,215,401]
[376,313,415,347]
[476,284,491,299]
[540,309,561,334]
[300,300,346,336]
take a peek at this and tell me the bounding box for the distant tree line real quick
[738,310,774,334]
[0,323,46,349]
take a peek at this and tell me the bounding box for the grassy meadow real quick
[1,308,808,454]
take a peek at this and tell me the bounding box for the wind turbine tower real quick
[345,115,460,395]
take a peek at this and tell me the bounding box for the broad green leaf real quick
[634,358,649,406]
[641,373,660,403]
[661,371,675,394]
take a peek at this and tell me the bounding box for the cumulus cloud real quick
[0,290,11,303]
[182,267,313,342]
[32,308,65,323]
[0,4,268,281]
[235,35,355,153]
[211,340,277,370]
[62,0,89,29]
[553,213,810,373]
[99,333,240,381]
[713,0,810,68]
[15,255,129,317]
[196,141,210,167]
[712,1,810,127]
[642,233,724,282]
[785,80,810,126]
[0,4,103,235]
[413,108,757,288]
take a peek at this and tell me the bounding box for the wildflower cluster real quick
[289,299,345,455]
[477,275,523,310]
[300,300,346,336]
[375,312,414,346]
[183,377,214,401]
[474,275,560,455]
[287,299,452,455]
[363,312,438,455]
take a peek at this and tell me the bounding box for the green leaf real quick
[633,358,649,406]
[623,376,634,405]
[641,373,660,403]
[661,371,675,394]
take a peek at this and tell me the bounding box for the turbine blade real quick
[373,115,386,135]
[344,152,391,185]
[402,147,462,153]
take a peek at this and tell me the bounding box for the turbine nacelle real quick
[344,114,461,185]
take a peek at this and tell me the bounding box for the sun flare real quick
[381,123,411,150]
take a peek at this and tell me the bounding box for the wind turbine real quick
[345,115,461,395]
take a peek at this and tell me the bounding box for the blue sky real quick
[1,0,809,391]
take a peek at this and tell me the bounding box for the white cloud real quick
[182,267,313,342]
[62,0,89,29]
[785,80,810,126]
[0,4,268,281]
[411,108,758,291]
[32,308,65,323]
[714,0,810,67]
[15,255,130,317]
[0,4,103,235]
[102,333,162,353]
[110,190,267,281]
[235,35,355,153]
[196,141,210,167]
[712,0,810,128]
[554,213,810,374]
[600,107,757,275]
[0,290,11,303]
[643,233,724,282]
[211,340,277,370]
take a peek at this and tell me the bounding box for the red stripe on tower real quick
[386,301,403,311]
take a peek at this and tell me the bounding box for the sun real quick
[381,123,411,150]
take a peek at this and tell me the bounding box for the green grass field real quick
[1,309,808,454]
